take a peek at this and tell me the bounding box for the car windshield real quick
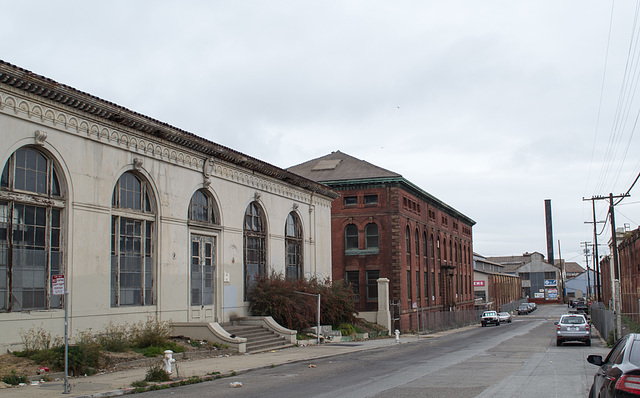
[483,312,496,316]
[630,340,640,367]
[561,316,585,324]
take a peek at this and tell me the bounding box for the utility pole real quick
[581,242,591,300]
[583,197,606,303]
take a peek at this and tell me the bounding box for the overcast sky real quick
[3,1,640,268]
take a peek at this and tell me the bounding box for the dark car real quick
[587,333,640,397]
[517,304,530,315]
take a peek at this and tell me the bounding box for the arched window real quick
[422,232,427,258]
[244,202,266,299]
[365,223,379,250]
[430,234,434,259]
[443,237,447,261]
[405,227,410,254]
[415,229,419,256]
[437,236,441,261]
[0,147,65,312]
[345,224,359,251]
[111,172,155,307]
[188,190,219,307]
[189,189,219,224]
[285,212,303,281]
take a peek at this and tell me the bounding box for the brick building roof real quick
[288,151,475,226]
[287,150,401,182]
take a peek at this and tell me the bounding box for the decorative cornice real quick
[0,60,338,201]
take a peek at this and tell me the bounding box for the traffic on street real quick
[146,304,610,398]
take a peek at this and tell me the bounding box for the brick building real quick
[288,151,475,330]
[601,227,640,322]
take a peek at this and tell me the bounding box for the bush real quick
[145,364,171,382]
[2,370,28,385]
[19,324,60,355]
[131,317,172,349]
[98,322,130,352]
[135,341,185,358]
[248,273,356,331]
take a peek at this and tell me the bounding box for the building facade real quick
[288,151,476,331]
[602,227,640,322]
[487,252,562,303]
[473,254,521,311]
[0,61,336,351]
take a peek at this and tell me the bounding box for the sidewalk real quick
[0,331,453,398]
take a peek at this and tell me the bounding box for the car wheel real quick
[556,339,562,346]
[496,321,500,326]
[586,338,591,346]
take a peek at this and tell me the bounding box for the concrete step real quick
[221,323,293,353]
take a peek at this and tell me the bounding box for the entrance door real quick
[190,235,216,321]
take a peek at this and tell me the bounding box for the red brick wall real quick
[329,183,474,331]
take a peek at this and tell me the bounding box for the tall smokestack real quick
[545,199,554,265]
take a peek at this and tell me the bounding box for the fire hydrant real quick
[395,329,400,343]
[163,350,176,375]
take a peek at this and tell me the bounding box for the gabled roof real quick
[288,151,475,226]
[288,151,401,182]
[0,60,338,199]
[486,252,556,273]
[559,261,585,274]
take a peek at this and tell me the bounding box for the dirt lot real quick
[0,337,237,380]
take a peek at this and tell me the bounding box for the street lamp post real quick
[294,291,321,345]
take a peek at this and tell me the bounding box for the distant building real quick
[486,252,562,303]
[473,254,521,311]
[288,151,475,330]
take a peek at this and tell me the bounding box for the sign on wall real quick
[474,281,485,287]
[544,279,557,287]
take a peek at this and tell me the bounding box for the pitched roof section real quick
[0,60,338,200]
[288,151,401,182]
[289,151,475,226]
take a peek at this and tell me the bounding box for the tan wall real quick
[0,85,333,351]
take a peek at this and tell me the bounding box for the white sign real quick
[52,275,65,295]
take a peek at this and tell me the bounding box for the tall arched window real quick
[365,223,379,250]
[1,147,65,312]
[430,234,434,259]
[285,212,303,281]
[437,236,441,261]
[414,229,419,256]
[443,237,447,261]
[405,227,410,254]
[188,190,219,307]
[111,172,155,307]
[345,224,359,251]
[244,202,266,299]
[422,232,427,258]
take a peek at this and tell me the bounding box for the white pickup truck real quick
[481,310,500,327]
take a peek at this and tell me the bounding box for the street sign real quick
[52,275,65,295]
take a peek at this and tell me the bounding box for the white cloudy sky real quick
[3,1,640,267]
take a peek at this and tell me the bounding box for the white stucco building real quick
[0,60,337,351]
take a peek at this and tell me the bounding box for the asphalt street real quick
[146,304,607,398]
